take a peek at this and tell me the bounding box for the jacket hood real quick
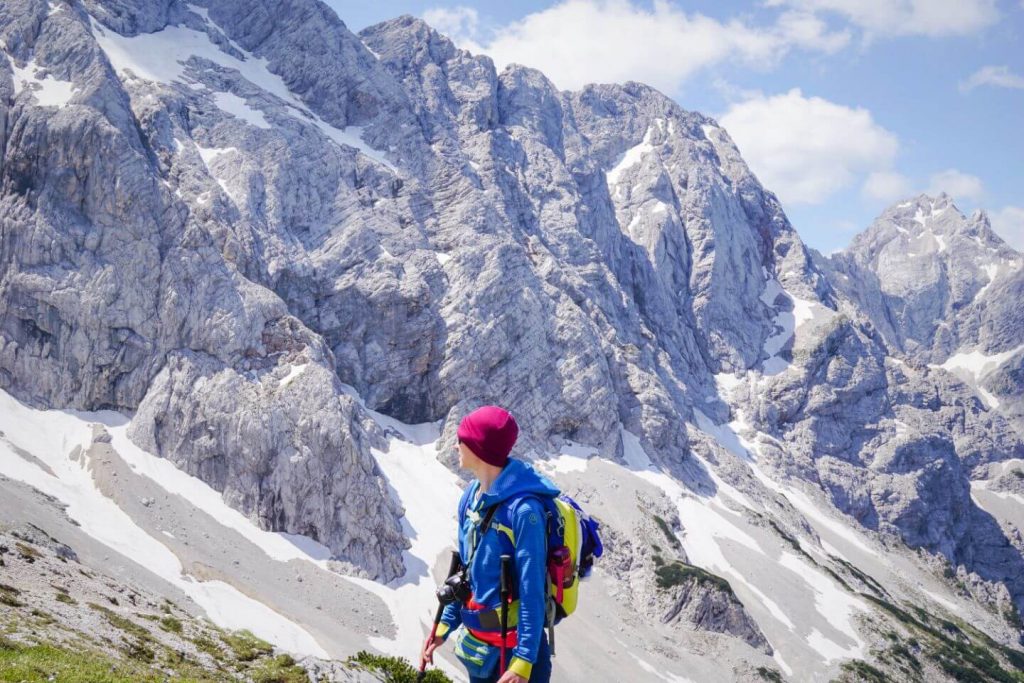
[475,459,560,508]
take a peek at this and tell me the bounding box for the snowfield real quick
[89,14,396,171]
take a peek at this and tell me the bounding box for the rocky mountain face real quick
[3,0,1024,680]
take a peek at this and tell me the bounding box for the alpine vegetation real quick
[1,0,1023,681]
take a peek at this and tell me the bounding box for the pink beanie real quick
[457,406,519,467]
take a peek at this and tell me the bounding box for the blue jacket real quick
[438,459,559,679]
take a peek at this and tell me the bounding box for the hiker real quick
[421,405,555,683]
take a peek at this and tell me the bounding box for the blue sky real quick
[333,1,1023,255]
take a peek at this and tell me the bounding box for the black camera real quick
[436,569,472,605]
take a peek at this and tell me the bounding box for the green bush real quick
[651,515,682,550]
[839,660,888,683]
[347,650,452,682]
[655,561,732,594]
[250,654,309,683]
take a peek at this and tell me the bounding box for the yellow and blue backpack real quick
[538,493,604,622]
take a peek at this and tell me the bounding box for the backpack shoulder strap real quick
[503,494,559,548]
[464,502,503,574]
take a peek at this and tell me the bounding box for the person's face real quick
[457,439,478,471]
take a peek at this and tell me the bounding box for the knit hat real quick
[457,406,519,467]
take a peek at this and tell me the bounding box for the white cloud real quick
[927,169,984,202]
[427,1,849,93]
[990,206,1024,251]
[719,88,899,205]
[959,65,1024,92]
[862,170,914,203]
[765,0,999,37]
[422,6,479,39]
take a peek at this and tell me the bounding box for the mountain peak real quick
[359,14,467,67]
[822,193,1024,365]
[844,193,1016,265]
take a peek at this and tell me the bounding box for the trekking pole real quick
[499,554,512,675]
[418,550,463,682]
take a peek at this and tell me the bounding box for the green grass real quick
[888,642,922,674]
[219,629,273,662]
[191,633,225,660]
[87,603,152,642]
[159,616,183,634]
[0,626,329,682]
[0,637,194,682]
[14,543,41,562]
[0,584,23,608]
[1005,603,1022,628]
[756,666,783,682]
[55,591,77,605]
[863,594,1024,682]
[347,650,452,682]
[249,653,310,682]
[1,600,336,683]
[29,610,55,626]
[123,637,155,663]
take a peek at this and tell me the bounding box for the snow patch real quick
[759,279,830,376]
[607,121,660,184]
[213,91,271,128]
[187,3,211,24]
[628,652,695,682]
[541,441,598,474]
[778,551,868,661]
[194,144,238,198]
[933,343,1024,408]
[357,432,463,675]
[314,124,395,170]
[623,428,826,646]
[975,263,1000,300]
[0,390,328,657]
[8,56,77,106]
[713,372,744,397]
[626,211,644,234]
[277,362,307,389]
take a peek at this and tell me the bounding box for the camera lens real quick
[436,571,470,605]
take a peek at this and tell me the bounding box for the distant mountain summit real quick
[816,194,1024,430]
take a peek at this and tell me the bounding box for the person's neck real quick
[475,463,504,496]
